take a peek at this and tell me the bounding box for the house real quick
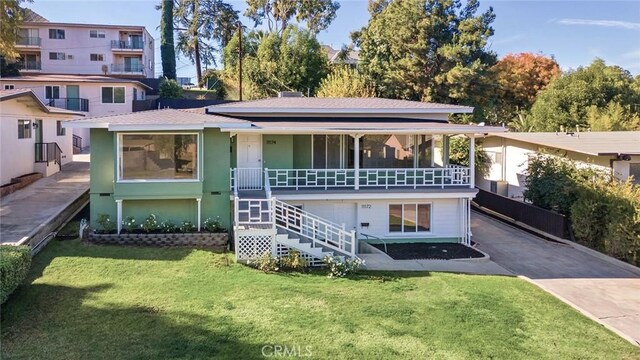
[0,75,152,148]
[63,97,505,262]
[322,45,360,66]
[478,131,640,199]
[0,89,84,186]
[15,9,154,78]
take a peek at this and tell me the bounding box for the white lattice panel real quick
[235,229,275,260]
[275,244,325,267]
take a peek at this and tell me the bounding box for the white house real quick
[0,89,84,186]
[478,131,640,199]
[0,75,151,148]
[16,9,155,78]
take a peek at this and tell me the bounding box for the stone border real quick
[1,173,43,197]
[87,232,229,248]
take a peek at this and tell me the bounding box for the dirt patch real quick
[371,242,485,260]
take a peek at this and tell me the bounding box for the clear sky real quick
[25,0,640,80]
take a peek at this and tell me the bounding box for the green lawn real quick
[2,240,639,360]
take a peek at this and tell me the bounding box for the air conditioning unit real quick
[489,180,508,197]
[67,54,74,60]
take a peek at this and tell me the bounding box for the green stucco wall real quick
[89,128,232,231]
[263,135,293,169]
[293,135,312,168]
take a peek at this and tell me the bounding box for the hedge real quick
[0,246,32,304]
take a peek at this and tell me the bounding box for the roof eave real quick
[209,107,474,115]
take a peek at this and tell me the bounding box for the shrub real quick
[160,221,178,233]
[448,137,492,177]
[0,246,32,303]
[323,256,364,278]
[159,77,183,99]
[180,220,196,233]
[141,214,159,233]
[203,217,225,233]
[251,251,279,273]
[280,250,307,271]
[96,214,116,234]
[122,216,137,233]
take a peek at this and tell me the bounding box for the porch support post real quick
[116,199,123,234]
[196,198,202,231]
[469,134,475,188]
[353,134,361,190]
[443,135,450,166]
[430,135,435,167]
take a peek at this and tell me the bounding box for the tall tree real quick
[175,0,239,86]
[529,58,640,131]
[317,66,376,98]
[160,0,177,79]
[244,0,339,34]
[222,26,329,99]
[490,52,560,125]
[353,0,497,122]
[1,1,30,59]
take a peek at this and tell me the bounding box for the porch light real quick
[32,122,39,129]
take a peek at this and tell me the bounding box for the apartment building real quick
[16,11,155,78]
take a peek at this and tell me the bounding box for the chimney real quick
[277,91,303,98]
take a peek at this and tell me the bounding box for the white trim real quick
[116,199,123,234]
[387,202,433,234]
[116,132,201,183]
[100,85,126,104]
[219,127,505,135]
[270,191,477,201]
[196,198,202,231]
[208,107,474,115]
[109,124,205,131]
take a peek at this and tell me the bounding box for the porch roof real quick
[222,121,506,135]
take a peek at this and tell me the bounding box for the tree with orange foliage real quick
[490,52,560,127]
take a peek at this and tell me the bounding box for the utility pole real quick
[237,21,243,101]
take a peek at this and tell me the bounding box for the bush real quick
[0,246,32,303]
[141,214,159,233]
[203,217,225,233]
[159,77,183,99]
[251,251,280,273]
[448,137,492,177]
[180,220,196,233]
[280,250,307,271]
[96,214,116,234]
[122,216,137,233]
[323,256,364,278]
[160,221,177,233]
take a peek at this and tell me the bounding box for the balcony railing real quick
[47,98,89,112]
[111,63,144,73]
[19,61,41,71]
[35,142,62,171]
[111,40,144,50]
[16,37,41,46]
[232,166,471,192]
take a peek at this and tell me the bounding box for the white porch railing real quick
[230,168,263,192]
[263,167,471,190]
[273,199,356,257]
[233,197,356,258]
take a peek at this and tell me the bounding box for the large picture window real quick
[119,134,198,181]
[389,203,431,233]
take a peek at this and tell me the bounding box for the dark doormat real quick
[371,243,485,260]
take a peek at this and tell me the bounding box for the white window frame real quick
[100,86,126,104]
[116,132,202,183]
[45,85,61,100]
[387,202,433,235]
[18,119,32,139]
[48,52,66,60]
[4,84,15,90]
[90,53,104,62]
[89,30,106,38]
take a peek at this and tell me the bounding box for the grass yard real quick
[2,240,639,360]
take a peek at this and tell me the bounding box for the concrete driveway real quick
[472,211,640,346]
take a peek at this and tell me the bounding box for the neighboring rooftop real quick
[21,8,48,22]
[63,109,248,131]
[493,131,640,156]
[0,88,84,116]
[322,45,360,64]
[0,75,153,90]
[208,97,474,114]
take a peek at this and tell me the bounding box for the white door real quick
[237,134,262,189]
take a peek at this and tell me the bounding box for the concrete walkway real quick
[0,155,89,245]
[473,211,640,346]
